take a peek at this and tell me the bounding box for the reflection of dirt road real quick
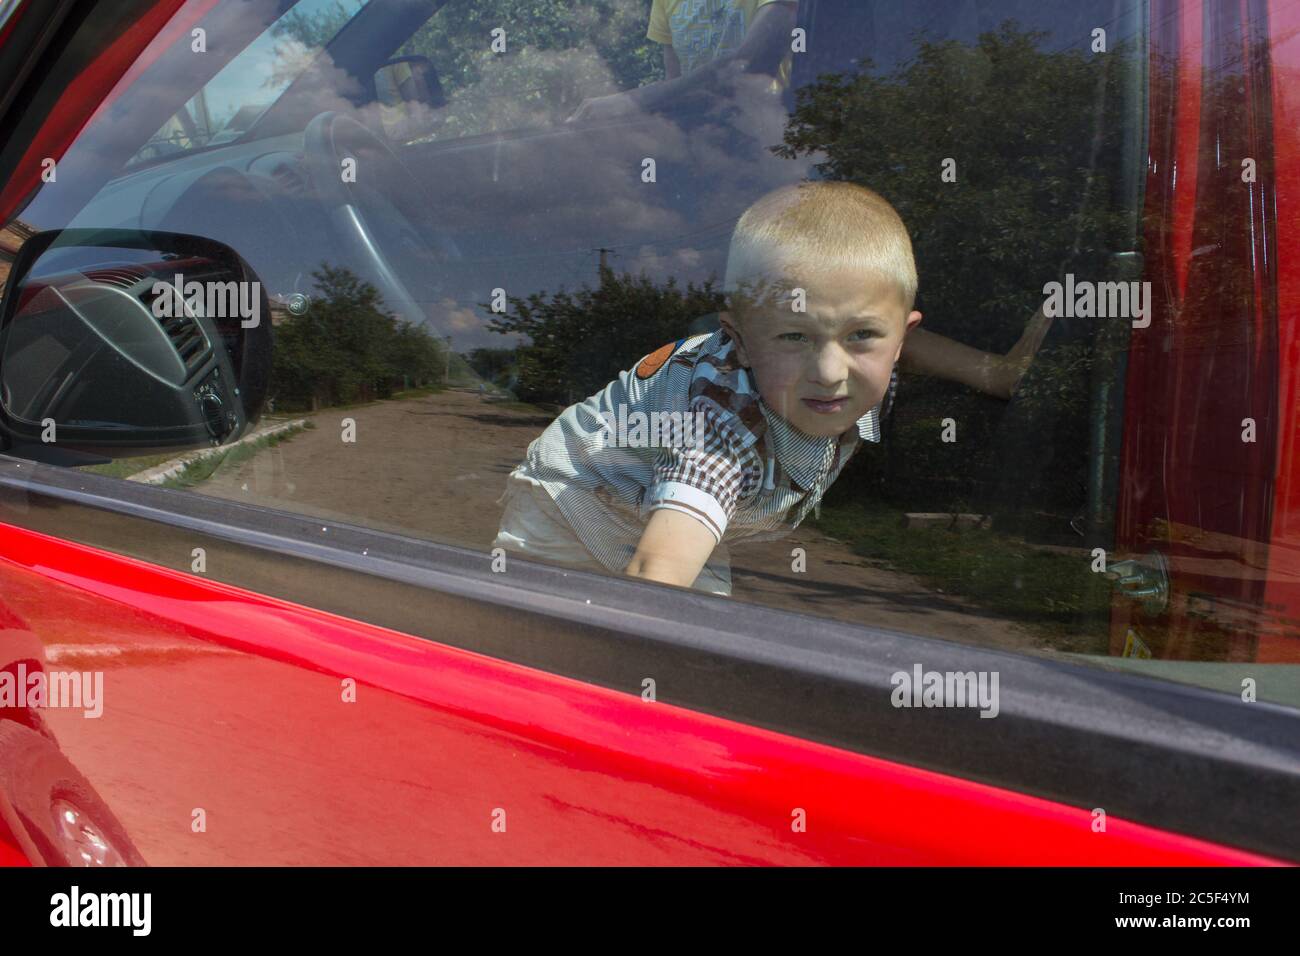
[196,389,1039,651]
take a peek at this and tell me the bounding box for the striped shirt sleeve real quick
[647,403,754,542]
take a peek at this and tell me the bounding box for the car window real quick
[2,0,1297,703]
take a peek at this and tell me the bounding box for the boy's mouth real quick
[802,396,849,415]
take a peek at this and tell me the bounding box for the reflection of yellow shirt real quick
[648,0,793,88]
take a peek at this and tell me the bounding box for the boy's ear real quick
[718,310,751,366]
[894,310,923,363]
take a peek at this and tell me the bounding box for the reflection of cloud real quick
[625,245,710,282]
[30,0,834,366]
[261,36,316,92]
[429,297,485,334]
[280,50,370,118]
[441,81,810,285]
[417,295,513,352]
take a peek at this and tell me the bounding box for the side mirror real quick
[374,55,446,142]
[0,229,272,463]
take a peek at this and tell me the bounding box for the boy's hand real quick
[625,508,717,588]
[999,305,1055,398]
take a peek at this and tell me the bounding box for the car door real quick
[0,0,1296,867]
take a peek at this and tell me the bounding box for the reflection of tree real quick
[400,0,661,136]
[271,264,445,410]
[267,0,661,137]
[467,347,519,392]
[405,0,660,93]
[264,0,366,93]
[488,262,725,406]
[778,22,1134,348]
[778,23,1139,517]
[271,0,364,49]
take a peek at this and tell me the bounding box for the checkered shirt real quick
[518,330,885,574]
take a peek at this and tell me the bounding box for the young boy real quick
[493,180,922,596]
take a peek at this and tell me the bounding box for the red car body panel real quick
[0,523,1282,866]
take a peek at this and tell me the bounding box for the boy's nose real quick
[809,346,849,387]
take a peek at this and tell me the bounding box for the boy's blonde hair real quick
[723,181,917,316]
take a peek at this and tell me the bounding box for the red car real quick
[0,0,1295,867]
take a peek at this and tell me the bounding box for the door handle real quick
[1103,551,1169,616]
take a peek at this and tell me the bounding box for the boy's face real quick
[720,266,922,438]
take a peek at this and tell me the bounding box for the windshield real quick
[127,0,370,167]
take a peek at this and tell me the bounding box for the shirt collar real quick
[759,399,882,493]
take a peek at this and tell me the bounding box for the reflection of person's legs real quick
[495,469,732,597]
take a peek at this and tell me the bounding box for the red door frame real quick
[0,523,1281,865]
[1114,0,1300,663]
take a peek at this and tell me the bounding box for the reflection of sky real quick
[189,0,366,132]
[25,0,1148,358]
[448,0,1149,352]
[823,0,1144,77]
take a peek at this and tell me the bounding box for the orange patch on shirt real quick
[635,341,677,379]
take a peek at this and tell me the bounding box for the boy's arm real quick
[628,396,744,589]
[625,508,718,588]
[899,307,1054,400]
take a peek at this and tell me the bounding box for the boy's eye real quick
[777,332,809,343]
[848,328,883,341]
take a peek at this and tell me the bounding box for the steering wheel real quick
[301,111,459,324]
